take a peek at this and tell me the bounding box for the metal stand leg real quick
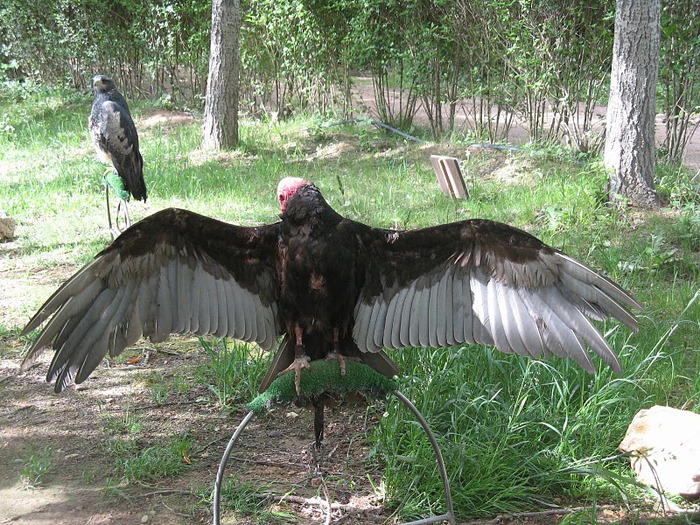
[212,410,256,525]
[212,392,456,525]
[393,390,456,525]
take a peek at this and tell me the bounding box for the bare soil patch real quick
[140,110,196,130]
[1,339,396,524]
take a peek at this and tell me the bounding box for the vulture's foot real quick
[325,352,360,379]
[277,354,311,395]
[325,351,347,378]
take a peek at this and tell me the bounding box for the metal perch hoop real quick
[212,390,456,525]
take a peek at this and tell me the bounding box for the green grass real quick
[2,82,699,519]
[197,338,272,408]
[20,445,55,488]
[143,369,192,405]
[99,403,144,435]
[104,433,193,485]
[196,476,299,524]
[97,401,193,487]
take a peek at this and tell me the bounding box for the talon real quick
[326,351,347,378]
[274,324,312,394]
[277,354,311,395]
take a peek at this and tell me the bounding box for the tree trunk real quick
[603,0,661,208]
[202,0,240,150]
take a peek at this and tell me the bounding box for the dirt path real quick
[1,337,394,524]
[352,78,700,174]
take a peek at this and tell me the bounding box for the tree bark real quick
[603,0,661,208]
[202,0,240,150]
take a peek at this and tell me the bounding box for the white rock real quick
[619,405,700,499]
[0,211,16,241]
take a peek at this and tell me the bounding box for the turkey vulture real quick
[21,177,640,443]
[89,74,146,233]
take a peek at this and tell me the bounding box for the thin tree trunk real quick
[202,0,240,150]
[603,0,661,208]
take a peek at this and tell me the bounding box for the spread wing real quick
[353,219,641,373]
[89,96,146,201]
[21,208,282,392]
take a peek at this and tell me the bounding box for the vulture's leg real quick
[313,397,324,449]
[276,325,311,394]
[325,327,349,377]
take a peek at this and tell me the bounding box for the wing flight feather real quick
[20,208,282,392]
[353,219,640,374]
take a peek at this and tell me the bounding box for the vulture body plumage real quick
[89,74,146,232]
[21,178,641,444]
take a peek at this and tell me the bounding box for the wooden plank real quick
[430,155,469,200]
